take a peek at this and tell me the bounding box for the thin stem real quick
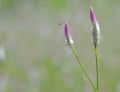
[94,47,99,92]
[69,44,97,92]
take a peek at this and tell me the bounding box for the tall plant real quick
[63,7,100,92]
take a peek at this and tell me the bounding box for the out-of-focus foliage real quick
[0,0,120,92]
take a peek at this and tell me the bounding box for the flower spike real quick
[64,21,70,39]
[90,7,100,48]
[64,21,74,45]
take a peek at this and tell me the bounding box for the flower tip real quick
[64,21,70,38]
[64,21,74,45]
[90,7,97,24]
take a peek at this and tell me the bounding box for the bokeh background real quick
[0,0,119,92]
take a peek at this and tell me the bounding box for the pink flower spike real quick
[64,21,74,45]
[90,7,97,24]
[64,21,70,38]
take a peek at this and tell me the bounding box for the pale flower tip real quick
[64,21,70,38]
[90,7,97,24]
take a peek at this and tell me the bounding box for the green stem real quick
[69,44,97,92]
[94,47,99,92]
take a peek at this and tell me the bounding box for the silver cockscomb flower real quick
[90,7,100,48]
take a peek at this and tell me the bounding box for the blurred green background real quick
[0,0,120,92]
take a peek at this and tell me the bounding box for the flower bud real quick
[64,21,74,45]
[90,7,97,24]
[64,21,70,39]
[90,7,100,48]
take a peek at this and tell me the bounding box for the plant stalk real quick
[69,44,97,92]
[94,46,99,92]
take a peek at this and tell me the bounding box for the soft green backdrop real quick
[0,0,119,92]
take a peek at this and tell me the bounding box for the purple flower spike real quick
[90,7,97,24]
[64,21,74,45]
[64,21,70,39]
